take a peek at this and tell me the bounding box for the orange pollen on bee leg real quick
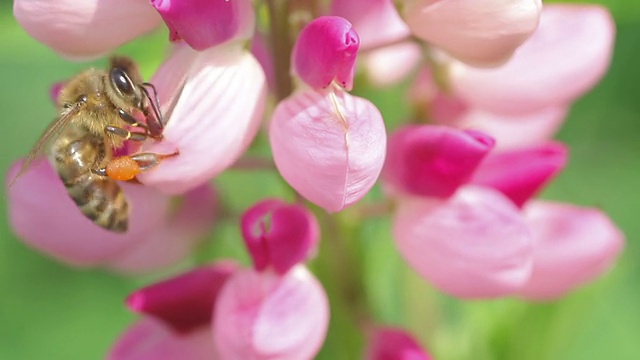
[106,157,141,181]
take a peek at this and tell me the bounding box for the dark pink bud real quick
[125,262,238,333]
[383,125,495,198]
[151,0,254,50]
[241,199,319,274]
[366,327,432,360]
[292,16,360,90]
[472,142,568,207]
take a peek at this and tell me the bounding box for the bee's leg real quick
[98,151,179,181]
[116,108,163,140]
[105,125,149,142]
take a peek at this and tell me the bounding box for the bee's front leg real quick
[94,151,180,181]
[116,108,163,140]
[104,125,148,141]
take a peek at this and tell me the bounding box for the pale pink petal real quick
[402,0,542,66]
[393,186,533,298]
[14,0,161,59]
[269,89,387,212]
[450,4,615,114]
[138,45,267,194]
[126,262,238,333]
[472,143,567,207]
[362,42,422,87]
[213,266,329,360]
[151,0,254,50]
[109,318,217,360]
[292,16,360,90]
[241,199,320,274]
[330,0,411,49]
[6,159,169,267]
[366,327,432,360]
[407,67,440,110]
[383,125,495,198]
[519,201,624,300]
[105,185,218,274]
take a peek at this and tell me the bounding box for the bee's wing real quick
[8,104,83,188]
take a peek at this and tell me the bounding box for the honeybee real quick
[12,56,177,233]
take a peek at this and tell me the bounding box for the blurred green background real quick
[1,1,640,359]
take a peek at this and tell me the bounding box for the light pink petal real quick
[330,0,411,49]
[109,318,217,360]
[450,4,615,114]
[366,327,432,360]
[383,125,495,198]
[270,89,387,212]
[362,42,422,87]
[151,0,254,50]
[213,266,329,360]
[292,16,360,90]
[402,0,542,66]
[519,201,624,300]
[6,158,169,267]
[138,45,267,194]
[126,262,238,333]
[14,0,161,59]
[105,185,218,274]
[393,186,533,298]
[241,199,320,274]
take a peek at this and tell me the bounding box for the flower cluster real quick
[8,0,623,358]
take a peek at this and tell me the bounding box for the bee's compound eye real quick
[110,68,134,96]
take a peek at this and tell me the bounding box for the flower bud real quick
[241,199,319,274]
[292,16,359,90]
[472,143,568,207]
[449,4,615,114]
[151,0,255,50]
[126,262,238,333]
[14,0,161,59]
[519,201,624,300]
[213,266,329,359]
[269,89,386,212]
[383,125,495,198]
[366,327,432,360]
[401,0,542,66]
[393,186,533,298]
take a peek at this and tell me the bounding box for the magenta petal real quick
[14,0,161,59]
[366,327,432,360]
[450,4,615,114]
[6,159,169,267]
[241,199,320,274]
[472,142,568,207]
[383,125,495,198]
[138,46,267,194]
[109,318,217,360]
[393,186,533,298]
[126,262,238,333]
[151,0,254,50]
[213,266,329,360]
[105,185,218,274]
[519,201,624,300]
[292,16,360,90]
[269,89,386,212]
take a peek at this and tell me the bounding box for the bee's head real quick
[106,56,146,111]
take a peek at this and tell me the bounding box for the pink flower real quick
[6,159,216,273]
[137,44,267,194]
[393,186,534,298]
[14,0,162,59]
[292,16,360,90]
[270,89,386,212]
[519,202,624,300]
[366,327,433,360]
[241,199,319,274]
[400,0,542,66]
[383,125,495,198]
[151,0,254,50]
[213,265,329,359]
[449,4,615,114]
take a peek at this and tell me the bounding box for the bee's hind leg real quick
[97,151,180,182]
